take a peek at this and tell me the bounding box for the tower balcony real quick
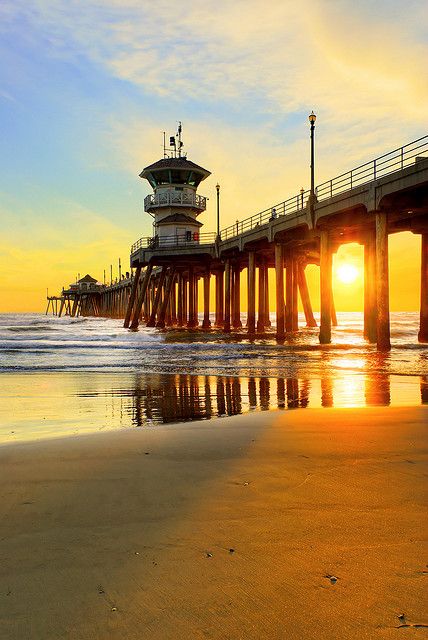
[144,191,207,213]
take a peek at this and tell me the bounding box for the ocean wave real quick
[5,326,57,332]
[0,312,426,378]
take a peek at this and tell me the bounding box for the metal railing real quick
[144,191,207,212]
[221,190,310,241]
[220,134,428,241]
[316,135,428,199]
[131,232,217,254]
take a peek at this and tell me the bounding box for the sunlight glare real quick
[336,263,359,284]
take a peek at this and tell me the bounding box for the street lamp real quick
[309,111,316,198]
[216,183,220,239]
[300,187,305,209]
[308,111,317,224]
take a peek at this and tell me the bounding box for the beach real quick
[1,405,427,639]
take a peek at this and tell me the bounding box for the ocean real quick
[0,312,427,443]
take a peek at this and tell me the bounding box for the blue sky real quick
[0,0,426,310]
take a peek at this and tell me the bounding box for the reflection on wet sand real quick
[421,376,428,404]
[110,372,428,427]
[365,375,391,406]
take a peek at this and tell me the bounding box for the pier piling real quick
[247,252,256,335]
[418,232,428,343]
[319,230,332,344]
[275,244,285,339]
[375,212,391,350]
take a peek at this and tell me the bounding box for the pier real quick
[51,133,428,350]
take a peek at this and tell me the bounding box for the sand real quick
[0,406,426,639]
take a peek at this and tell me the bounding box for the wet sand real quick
[0,406,427,639]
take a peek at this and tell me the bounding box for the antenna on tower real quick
[177,121,183,158]
[162,131,166,158]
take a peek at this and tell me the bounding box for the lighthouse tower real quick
[139,124,211,247]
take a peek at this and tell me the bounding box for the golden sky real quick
[0,0,426,312]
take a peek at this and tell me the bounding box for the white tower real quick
[139,125,211,247]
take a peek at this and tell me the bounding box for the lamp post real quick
[216,183,220,240]
[309,110,317,224]
[300,187,304,209]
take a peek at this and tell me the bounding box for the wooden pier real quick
[51,135,428,350]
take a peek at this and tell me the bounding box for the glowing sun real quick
[336,264,359,284]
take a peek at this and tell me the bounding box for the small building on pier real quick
[69,274,103,293]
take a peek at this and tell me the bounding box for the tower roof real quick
[140,157,211,181]
[157,213,203,227]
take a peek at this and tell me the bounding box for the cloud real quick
[8,1,424,124]
[4,0,424,182]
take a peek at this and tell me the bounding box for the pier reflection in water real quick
[103,373,428,428]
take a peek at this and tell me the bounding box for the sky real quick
[0,0,426,312]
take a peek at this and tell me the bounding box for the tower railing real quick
[144,192,207,212]
[220,134,428,240]
[131,232,217,254]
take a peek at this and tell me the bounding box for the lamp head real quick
[309,110,317,124]
[216,183,220,191]
[300,187,305,194]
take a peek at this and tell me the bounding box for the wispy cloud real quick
[4,0,423,189]
[8,0,425,128]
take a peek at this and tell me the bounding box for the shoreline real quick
[0,406,426,638]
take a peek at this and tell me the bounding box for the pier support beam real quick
[147,269,166,327]
[257,262,266,333]
[331,294,338,327]
[215,270,224,327]
[275,244,285,340]
[297,263,317,327]
[202,269,211,329]
[124,265,142,328]
[232,265,242,329]
[224,260,231,332]
[364,230,377,342]
[177,274,184,327]
[70,298,77,317]
[156,269,175,328]
[375,212,391,350]
[285,256,298,332]
[187,268,198,328]
[170,279,177,326]
[264,265,271,327]
[247,252,256,335]
[292,259,299,331]
[129,265,153,329]
[418,232,428,343]
[319,230,332,344]
[195,276,199,325]
[182,275,188,326]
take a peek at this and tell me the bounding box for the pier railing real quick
[220,134,428,240]
[316,135,428,199]
[221,190,310,241]
[131,232,217,253]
